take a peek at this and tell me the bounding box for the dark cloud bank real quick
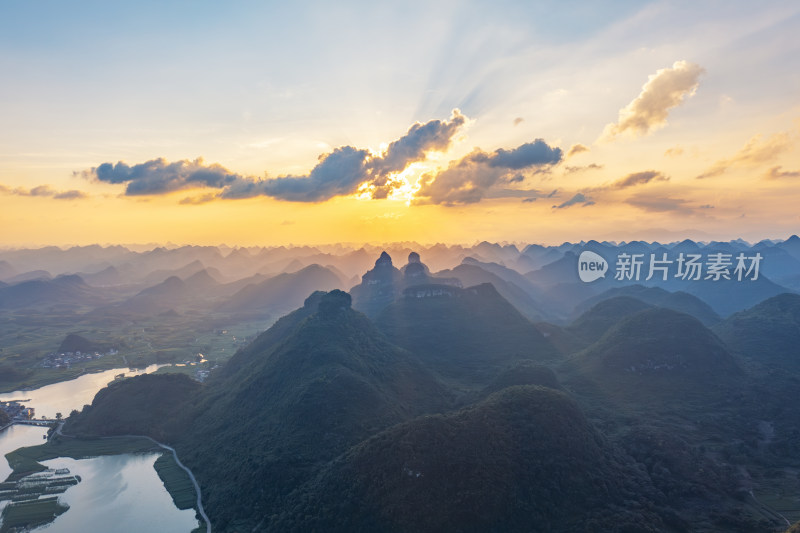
[79,110,563,206]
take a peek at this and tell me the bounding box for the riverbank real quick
[2,434,208,532]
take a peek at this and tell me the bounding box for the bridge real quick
[10,419,59,427]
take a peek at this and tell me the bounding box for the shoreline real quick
[0,365,160,396]
[4,431,209,531]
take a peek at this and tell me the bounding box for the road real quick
[139,435,211,533]
[55,422,211,532]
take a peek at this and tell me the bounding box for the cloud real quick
[611,170,669,189]
[28,185,56,197]
[479,140,562,169]
[664,146,684,157]
[484,188,544,199]
[764,165,800,179]
[179,193,219,205]
[225,146,373,202]
[601,60,704,141]
[53,190,88,200]
[81,157,243,195]
[564,163,603,174]
[413,139,563,205]
[513,117,524,126]
[553,193,594,209]
[80,110,467,203]
[0,184,88,200]
[566,144,589,158]
[625,192,694,214]
[369,110,466,175]
[696,132,791,179]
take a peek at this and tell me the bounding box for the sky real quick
[1,0,799,247]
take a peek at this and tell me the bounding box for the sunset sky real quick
[2,0,799,247]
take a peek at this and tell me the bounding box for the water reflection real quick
[38,454,198,533]
[0,365,197,532]
[0,365,164,419]
[0,424,47,480]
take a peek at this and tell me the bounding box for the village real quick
[0,400,35,423]
[40,348,118,369]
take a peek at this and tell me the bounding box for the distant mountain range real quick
[1,238,797,321]
[0,274,105,310]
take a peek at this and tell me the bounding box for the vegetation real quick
[5,436,161,479]
[0,497,68,533]
[567,295,654,347]
[176,291,452,530]
[154,453,197,510]
[65,373,201,441]
[9,248,796,533]
[375,283,558,387]
[713,293,800,370]
[572,307,740,382]
[576,285,721,326]
[0,307,268,393]
[273,386,665,532]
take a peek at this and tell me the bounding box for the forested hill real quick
[62,270,800,531]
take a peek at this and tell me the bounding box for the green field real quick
[0,496,68,533]
[154,452,197,510]
[0,309,270,393]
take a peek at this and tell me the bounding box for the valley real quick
[1,239,800,532]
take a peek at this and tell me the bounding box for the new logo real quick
[578,251,608,283]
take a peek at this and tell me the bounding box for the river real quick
[0,366,200,532]
[0,364,164,419]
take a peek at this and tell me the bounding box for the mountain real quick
[65,373,200,441]
[575,285,721,326]
[712,293,800,371]
[0,274,102,310]
[140,259,208,285]
[480,362,561,397]
[570,308,741,401]
[57,333,115,354]
[215,291,328,379]
[0,260,17,281]
[568,296,654,347]
[217,264,344,317]
[681,275,791,317]
[525,251,582,286]
[460,256,543,297]
[80,265,122,287]
[776,234,800,262]
[375,283,557,386]
[523,252,607,318]
[105,276,192,315]
[179,290,451,529]
[273,386,663,533]
[350,251,403,316]
[434,263,549,321]
[5,270,52,284]
[184,268,222,292]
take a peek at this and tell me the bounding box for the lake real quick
[0,365,200,532]
[38,454,199,533]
